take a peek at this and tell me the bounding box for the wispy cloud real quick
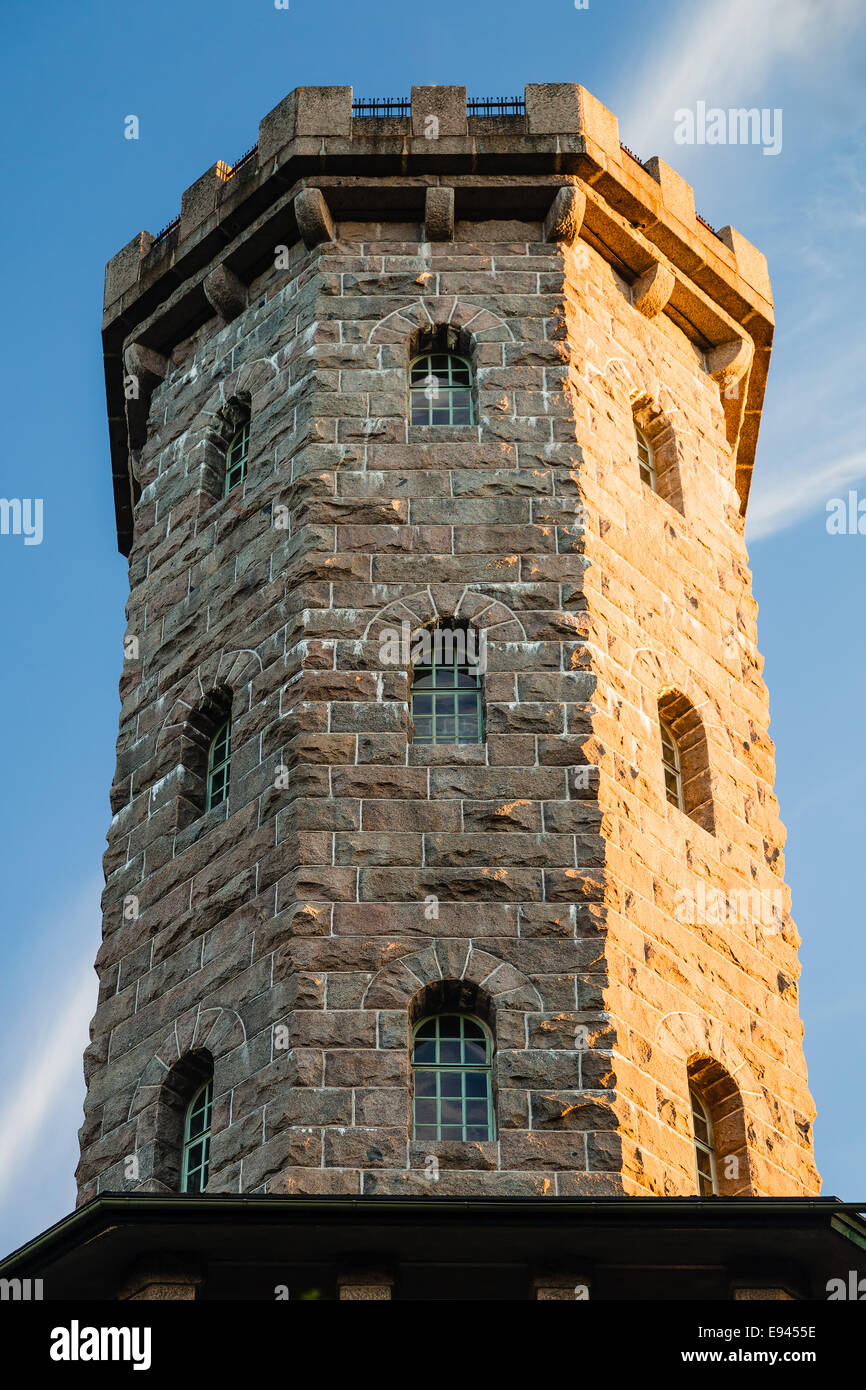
[617,0,862,155]
[746,449,866,541]
[0,970,94,1197]
[0,881,99,1203]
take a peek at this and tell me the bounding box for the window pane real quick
[438,1017,462,1038]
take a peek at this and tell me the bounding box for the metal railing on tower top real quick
[352,97,412,118]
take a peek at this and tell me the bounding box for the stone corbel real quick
[707,335,753,391]
[294,187,336,250]
[424,186,455,242]
[544,185,586,246]
[707,335,754,451]
[632,261,676,320]
[203,263,248,322]
[123,342,168,453]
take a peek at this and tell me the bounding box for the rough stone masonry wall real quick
[559,236,819,1195]
[77,208,817,1203]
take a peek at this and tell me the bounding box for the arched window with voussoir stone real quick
[409,623,483,746]
[410,351,474,425]
[412,1014,495,1142]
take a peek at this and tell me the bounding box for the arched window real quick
[657,691,715,834]
[181,1079,213,1193]
[224,419,249,494]
[150,1050,213,1192]
[200,393,251,502]
[687,1057,751,1196]
[410,625,483,745]
[635,425,656,491]
[412,1015,494,1141]
[660,719,683,811]
[206,718,231,811]
[631,395,683,512]
[175,688,233,825]
[690,1087,718,1196]
[410,352,473,426]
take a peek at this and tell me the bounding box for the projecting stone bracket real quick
[203,263,248,322]
[707,335,753,391]
[544,185,586,245]
[123,342,168,453]
[294,187,336,250]
[631,261,676,320]
[707,335,754,453]
[424,186,455,242]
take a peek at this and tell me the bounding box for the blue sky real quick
[0,0,863,1252]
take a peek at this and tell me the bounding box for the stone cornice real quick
[103,84,774,555]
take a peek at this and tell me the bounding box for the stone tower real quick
[79,82,820,1222]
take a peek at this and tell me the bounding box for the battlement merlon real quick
[103,82,773,556]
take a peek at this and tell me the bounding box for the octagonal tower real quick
[79,83,818,1227]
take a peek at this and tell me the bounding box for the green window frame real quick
[410,631,483,745]
[224,420,249,495]
[412,1014,494,1142]
[636,425,656,490]
[410,352,474,426]
[181,1079,213,1193]
[206,719,231,811]
[690,1088,718,1196]
[660,719,683,811]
